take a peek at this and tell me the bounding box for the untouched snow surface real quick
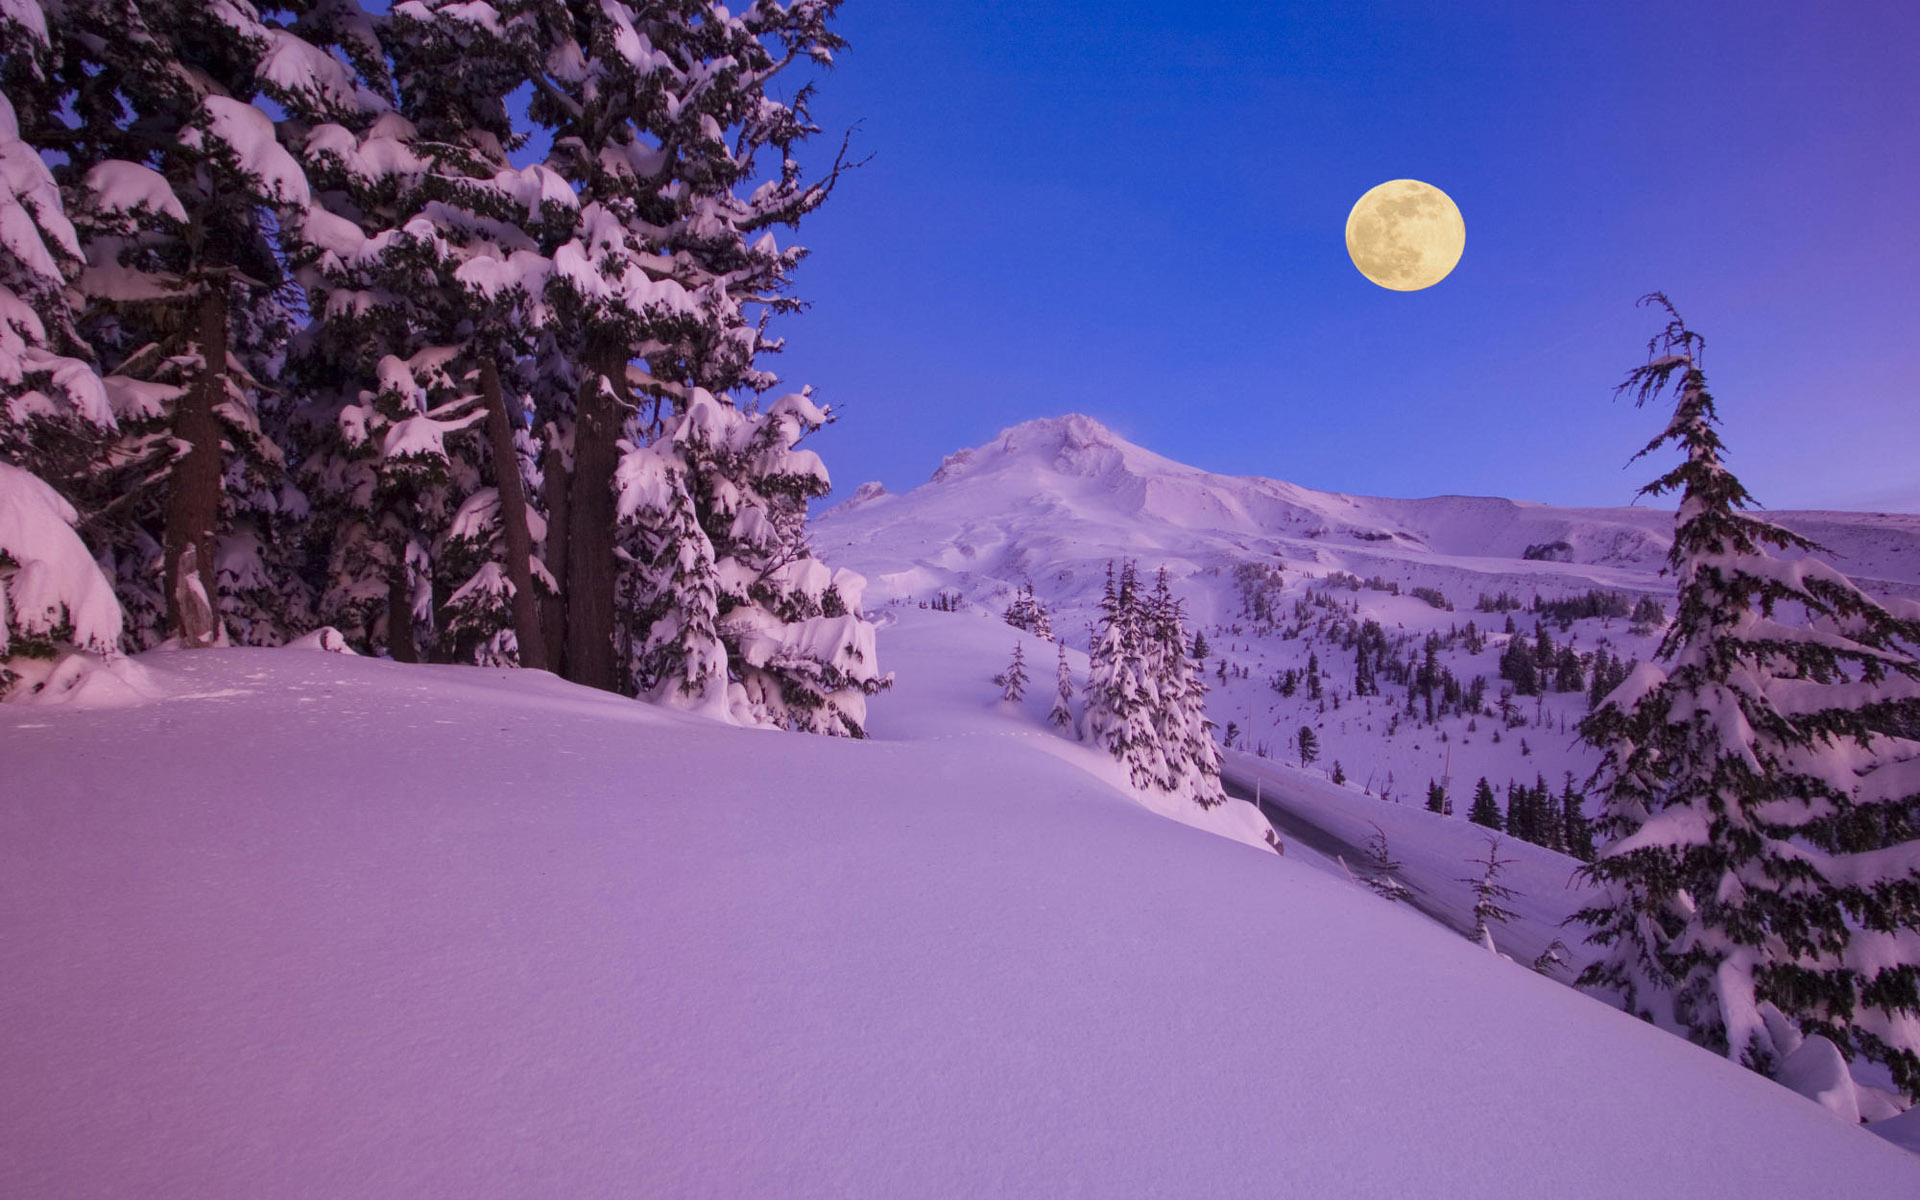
[5,612,1918,1197]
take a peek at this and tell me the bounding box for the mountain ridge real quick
[818,413,1920,612]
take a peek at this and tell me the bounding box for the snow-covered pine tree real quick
[1049,640,1074,730]
[0,13,127,677]
[1142,567,1224,807]
[29,1,345,647]
[290,4,568,665]
[1082,561,1163,790]
[0,9,115,491]
[1576,295,1920,1097]
[1361,822,1412,903]
[1462,836,1520,954]
[1001,641,1028,703]
[1003,583,1052,640]
[616,388,885,734]
[504,0,854,698]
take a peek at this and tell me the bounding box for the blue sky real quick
[767,1,1919,511]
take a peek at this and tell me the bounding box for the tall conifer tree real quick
[1577,296,1920,1097]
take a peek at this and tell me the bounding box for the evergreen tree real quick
[291,3,558,666]
[1142,567,1223,807]
[0,11,115,490]
[1630,595,1666,632]
[1426,779,1447,815]
[1462,836,1520,953]
[1529,774,1564,854]
[1504,781,1531,843]
[499,0,853,696]
[1555,646,1585,693]
[1083,562,1222,807]
[1048,640,1074,730]
[1561,773,1595,862]
[1003,583,1052,639]
[1362,822,1412,903]
[1296,724,1319,767]
[30,1,348,647]
[1500,637,1539,696]
[1576,296,1920,1097]
[1191,628,1208,660]
[1000,640,1028,703]
[1083,561,1162,790]
[1468,777,1503,831]
[0,10,126,678]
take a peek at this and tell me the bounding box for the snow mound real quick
[2,650,159,709]
[283,626,359,654]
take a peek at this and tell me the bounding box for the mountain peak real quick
[929,414,1144,484]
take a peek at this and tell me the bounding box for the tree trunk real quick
[480,354,547,671]
[162,278,229,647]
[388,559,418,663]
[564,347,623,692]
[541,440,570,677]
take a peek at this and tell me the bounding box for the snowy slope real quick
[5,631,1920,1197]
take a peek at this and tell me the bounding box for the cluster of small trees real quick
[1001,584,1052,640]
[1576,296,1920,1101]
[1082,562,1223,808]
[1497,622,1585,697]
[0,0,887,732]
[1455,773,1594,860]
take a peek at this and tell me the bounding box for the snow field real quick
[5,623,1918,1196]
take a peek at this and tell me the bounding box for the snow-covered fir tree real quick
[0,10,126,681]
[616,389,887,734]
[1081,562,1222,807]
[1463,836,1519,954]
[1083,562,1162,789]
[1000,641,1028,703]
[491,0,857,703]
[19,1,360,648]
[287,5,567,664]
[1049,640,1074,730]
[1002,583,1052,640]
[1361,823,1412,904]
[0,9,115,491]
[1142,568,1224,806]
[1576,295,1920,1098]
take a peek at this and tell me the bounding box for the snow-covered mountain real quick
[818,414,1920,818]
[819,413,1920,611]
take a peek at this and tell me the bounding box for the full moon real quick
[1345,179,1465,291]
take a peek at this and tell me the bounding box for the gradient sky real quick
[765,1,1918,512]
